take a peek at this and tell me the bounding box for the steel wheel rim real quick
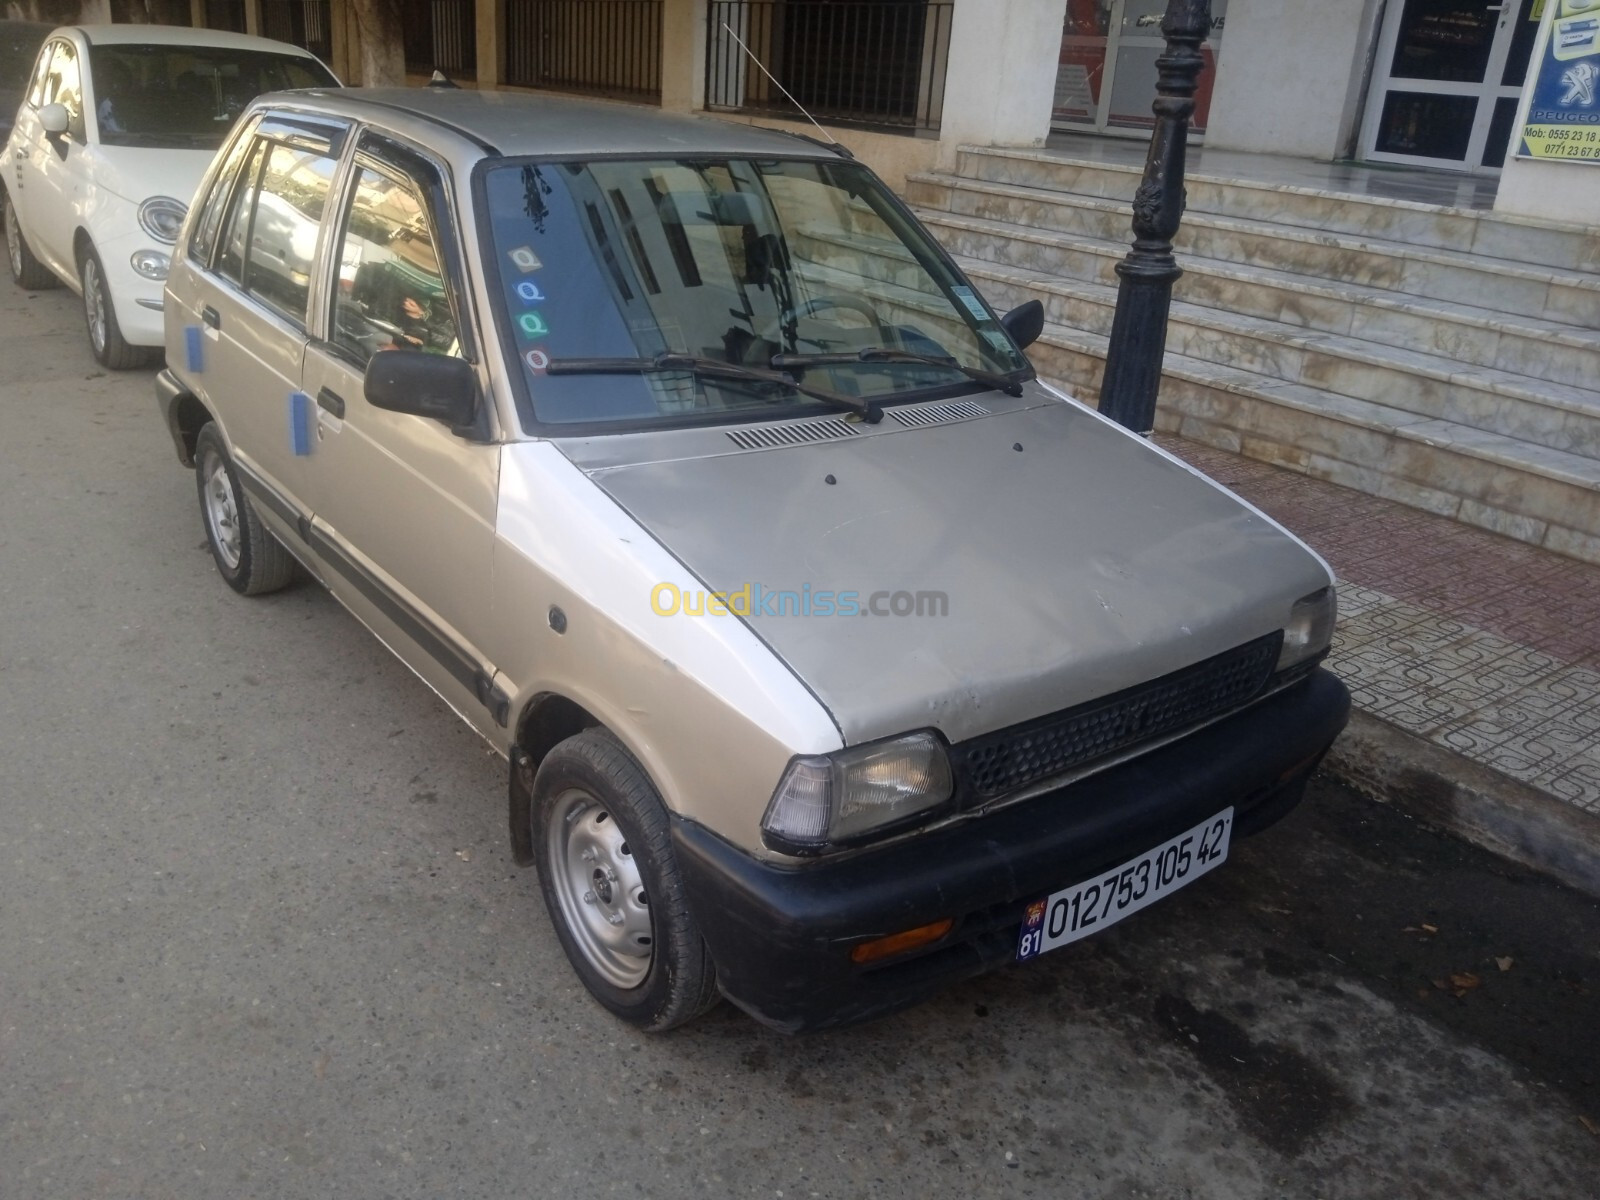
[201,450,242,570]
[5,204,21,280]
[547,787,653,989]
[83,257,106,353]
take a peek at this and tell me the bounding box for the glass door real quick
[1052,0,1226,136]
[1361,0,1543,171]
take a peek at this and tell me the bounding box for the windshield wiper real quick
[770,348,1026,397]
[544,352,883,423]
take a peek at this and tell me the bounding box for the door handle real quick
[316,387,345,419]
[201,305,221,330]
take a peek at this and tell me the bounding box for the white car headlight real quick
[1277,586,1337,671]
[137,196,188,244]
[762,731,954,853]
[130,249,170,280]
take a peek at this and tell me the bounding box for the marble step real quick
[957,255,1600,460]
[952,145,1600,275]
[908,173,1600,328]
[1027,323,1600,566]
[904,199,1600,390]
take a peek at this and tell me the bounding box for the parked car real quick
[156,89,1350,1033]
[1,24,337,367]
[0,20,51,149]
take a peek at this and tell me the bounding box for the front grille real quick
[952,633,1283,801]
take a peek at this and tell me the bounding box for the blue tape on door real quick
[289,391,313,456]
[184,325,204,373]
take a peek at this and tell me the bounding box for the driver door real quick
[299,135,503,736]
[14,37,86,280]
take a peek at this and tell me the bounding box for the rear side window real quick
[188,122,257,266]
[215,136,340,326]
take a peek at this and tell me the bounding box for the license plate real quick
[1016,808,1234,961]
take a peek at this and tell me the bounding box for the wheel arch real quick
[508,692,604,867]
[156,369,215,467]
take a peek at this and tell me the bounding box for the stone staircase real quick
[904,146,1600,566]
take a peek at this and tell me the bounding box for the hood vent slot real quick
[888,400,991,428]
[725,417,859,450]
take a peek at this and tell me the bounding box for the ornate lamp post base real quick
[1097,0,1211,436]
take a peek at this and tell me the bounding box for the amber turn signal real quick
[849,918,955,965]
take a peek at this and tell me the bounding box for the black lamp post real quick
[1097,0,1211,435]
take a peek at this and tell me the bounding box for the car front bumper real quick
[671,668,1350,1033]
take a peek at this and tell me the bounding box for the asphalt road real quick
[1,260,1598,1199]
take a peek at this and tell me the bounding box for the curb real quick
[1324,710,1600,900]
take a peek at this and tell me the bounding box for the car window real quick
[216,137,268,286]
[88,44,337,152]
[190,122,259,267]
[40,39,85,140]
[24,38,53,107]
[237,141,339,325]
[329,164,459,367]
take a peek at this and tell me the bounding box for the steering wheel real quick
[759,295,890,349]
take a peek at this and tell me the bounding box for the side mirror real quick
[1000,299,1044,351]
[364,350,477,429]
[39,102,69,135]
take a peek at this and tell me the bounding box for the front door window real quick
[1362,0,1542,171]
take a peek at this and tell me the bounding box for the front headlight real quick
[762,731,954,853]
[130,249,170,280]
[137,196,188,244]
[1277,586,1337,671]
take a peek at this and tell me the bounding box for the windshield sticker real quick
[184,325,204,373]
[289,391,312,456]
[524,348,550,375]
[518,311,550,340]
[981,329,1011,352]
[508,246,543,273]
[515,280,547,305]
[951,286,990,322]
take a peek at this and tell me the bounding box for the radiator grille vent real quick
[725,418,860,450]
[888,400,991,428]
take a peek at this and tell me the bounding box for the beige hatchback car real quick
[157,89,1348,1033]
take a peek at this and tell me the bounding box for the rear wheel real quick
[194,423,296,596]
[5,191,57,290]
[80,245,148,370]
[533,729,721,1031]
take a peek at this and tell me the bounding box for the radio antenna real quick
[721,21,840,147]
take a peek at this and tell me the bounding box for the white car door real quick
[14,36,86,281]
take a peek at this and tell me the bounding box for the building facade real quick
[30,0,1595,224]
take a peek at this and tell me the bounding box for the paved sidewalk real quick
[1165,435,1600,889]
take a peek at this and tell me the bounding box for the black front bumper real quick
[672,668,1350,1032]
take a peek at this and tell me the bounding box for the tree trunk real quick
[347,0,407,87]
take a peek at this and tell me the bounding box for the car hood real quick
[83,143,215,208]
[562,387,1332,747]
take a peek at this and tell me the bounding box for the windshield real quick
[480,157,1031,432]
[89,44,336,149]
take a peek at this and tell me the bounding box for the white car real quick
[1,23,336,367]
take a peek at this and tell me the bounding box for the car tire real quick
[532,728,721,1031]
[80,244,148,370]
[194,423,296,596]
[4,190,58,291]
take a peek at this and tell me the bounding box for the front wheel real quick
[194,423,296,596]
[80,245,148,369]
[532,729,720,1031]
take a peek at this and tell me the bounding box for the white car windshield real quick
[480,156,1031,433]
[90,43,336,150]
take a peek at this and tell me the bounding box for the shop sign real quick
[1519,0,1600,161]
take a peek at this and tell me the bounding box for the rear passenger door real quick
[298,132,503,736]
[176,115,348,543]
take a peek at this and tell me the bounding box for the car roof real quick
[267,87,843,162]
[64,22,325,56]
